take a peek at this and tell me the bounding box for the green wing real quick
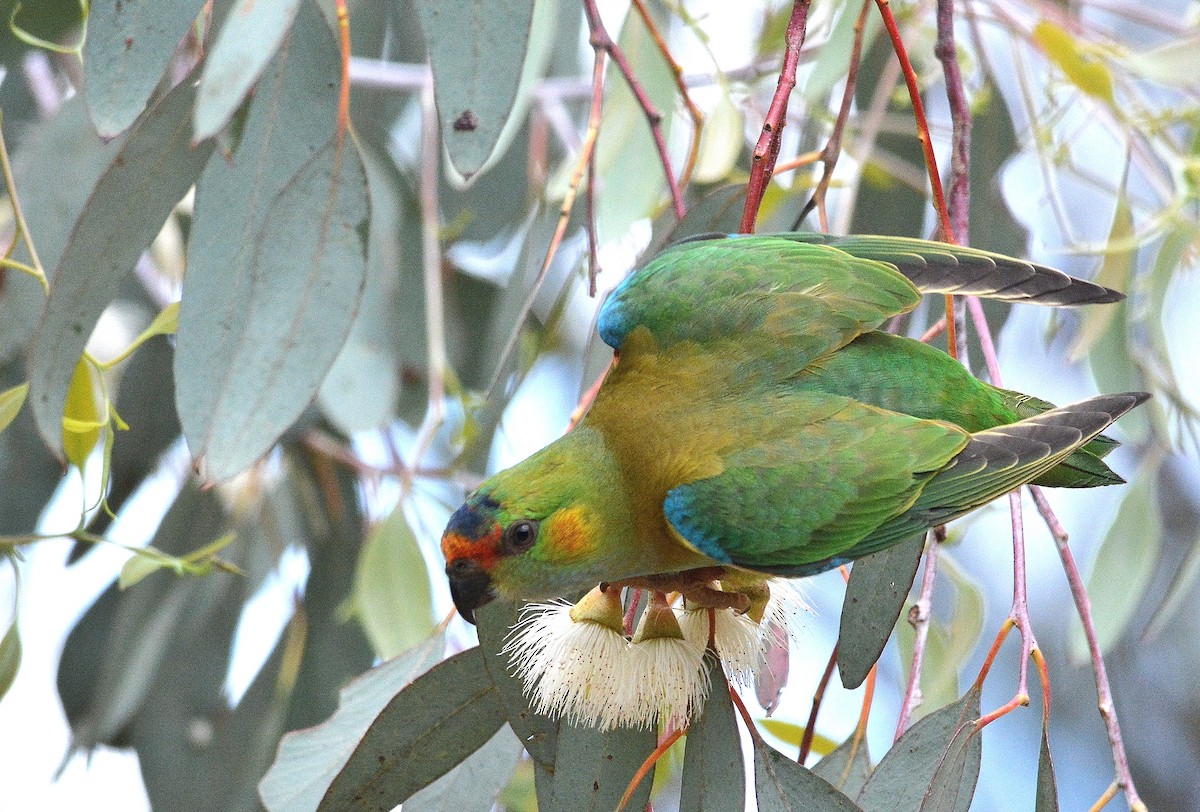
[597,236,920,370]
[663,392,1147,577]
[661,393,970,574]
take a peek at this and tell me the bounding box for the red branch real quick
[739,0,812,234]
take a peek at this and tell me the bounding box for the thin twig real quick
[894,529,939,739]
[801,0,872,231]
[740,0,812,233]
[581,0,685,220]
[629,0,704,190]
[797,644,838,763]
[411,82,448,467]
[1031,486,1146,810]
[614,726,686,812]
[935,0,971,364]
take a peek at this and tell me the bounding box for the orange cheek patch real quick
[441,527,501,571]
[543,507,595,562]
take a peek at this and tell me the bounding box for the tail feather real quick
[844,392,1149,557]
[774,233,1124,306]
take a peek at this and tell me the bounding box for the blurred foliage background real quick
[0,0,1197,809]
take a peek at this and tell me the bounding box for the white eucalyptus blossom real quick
[503,582,806,730]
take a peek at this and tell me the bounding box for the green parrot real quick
[442,233,1147,622]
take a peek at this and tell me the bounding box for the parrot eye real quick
[504,520,539,552]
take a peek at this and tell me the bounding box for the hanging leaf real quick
[680,658,744,811]
[352,505,434,659]
[593,2,676,240]
[404,724,523,812]
[838,533,925,688]
[857,684,982,812]
[0,383,29,434]
[1069,195,1134,362]
[546,723,656,812]
[812,735,872,798]
[259,629,447,812]
[316,648,507,811]
[61,358,104,469]
[413,0,556,183]
[1035,719,1059,811]
[194,0,304,141]
[753,737,862,811]
[82,0,202,136]
[1032,21,1115,104]
[176,0,369,482]
[1070,459,1162,659]
[28,73,214,458]
[0,619,21,703]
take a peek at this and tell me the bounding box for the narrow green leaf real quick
[1035,722,1059,811]
[1070,461,1162,659]
[838,534,925,688]
[812,736,872,798]
[547,723,656,812]
[0,619,21,702]
[803,1,881,104]
[176,1,369,482]
[82,0,201,136]
[758,719,836,757]
[1032,21,1115,104]
[1126,36,1200,89]
[477,600,560,771]
[29,74,215,457]
[259,629,447,812]
[857,685,982,812]
[593,3,676,240]
[414,0,554,183]
[753,737,862,811]
[1146,523,1200,638]
[317,648,507,811]
[0,383,28,434]
[1069,196,1134,361]
[353,506,434,659]
[61,358,104,470]
[194,0,303,141]
[692,93,743,184]
[118,548,174,589]
[404,724,523,812]
[680,658,744,811]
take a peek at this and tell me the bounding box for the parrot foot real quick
[607,567,752,614]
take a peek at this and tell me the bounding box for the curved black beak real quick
[446,559,495,625]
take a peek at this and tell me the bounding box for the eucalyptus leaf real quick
[812,735,872,798]
[414,0,555,183]
[753,737,862,811]
[0,383,28,434]
[838,533,925,688]
[476,599,560,771]
[547,723,656,812]
[194,0,304,141]
[857,684,982,812]
[1069,460,1162,659]
[82,0,201,136]
[177,0,368,482]
[1035,721,1059,812]
[316,648,506,811]
[259,629,448,812]
[593,2,676,240]
[680,657,744,812]
[404,723,523,812]
[29,74,214,457]
[352,505,434,659]
[0,619,21,702]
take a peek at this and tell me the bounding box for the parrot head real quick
[440,429,631,623]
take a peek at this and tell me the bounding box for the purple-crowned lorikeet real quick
[442,233,1147,622]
